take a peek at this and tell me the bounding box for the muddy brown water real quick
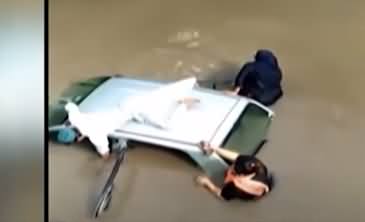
[50,0,365,221]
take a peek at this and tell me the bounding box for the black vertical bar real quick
[44,0,49,221]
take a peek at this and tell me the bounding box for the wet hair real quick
[266,173,275,191]
[233,156,257,175]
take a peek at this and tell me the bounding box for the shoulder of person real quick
[238,62,256,73]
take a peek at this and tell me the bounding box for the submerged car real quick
[48,74,274,217]
[49,74,274,177]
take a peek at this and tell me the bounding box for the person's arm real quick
[222,63,253,96]
[213,146,240,162]
[76,135,86,142]
[73,128,85,142]
[196,176,223,199]
[235,63,255,87]
[223,87,240,96]
[249,179,270,194]
[100,152,111,160]
[233,174,269,197]
[235,63,250,86]
[65,121,85,143]
[199,141,240,162]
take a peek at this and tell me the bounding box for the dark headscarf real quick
[235,49,282,93]
[254,49,282,83]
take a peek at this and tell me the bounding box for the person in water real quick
[196,141,273,201]
[228,49,283,106]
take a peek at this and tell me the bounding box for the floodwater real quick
[49,0,365,221]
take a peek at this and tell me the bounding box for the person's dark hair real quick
[234,156,257,174]
[266,173,275,191]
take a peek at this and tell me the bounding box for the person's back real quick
[233,155,269,187]
[234,49,283,106]
[221,155,271,200]
[255,50,282,86]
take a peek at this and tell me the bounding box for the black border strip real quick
[45,0,49,221]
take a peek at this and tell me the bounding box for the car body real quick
[49,74,274,181]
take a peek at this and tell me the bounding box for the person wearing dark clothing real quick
[196,141,273,201]
[231,49,283,106]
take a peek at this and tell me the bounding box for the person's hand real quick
[198,141,214,155]
[195,175,210,187]
[223,90,237,96]
[64,120,72,127]
[76,135,85,142]
[246,173,256,179]
[101,153,111,161]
